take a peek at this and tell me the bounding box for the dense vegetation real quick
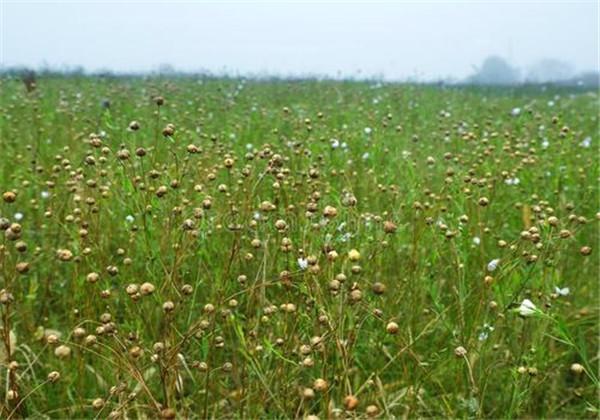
[0,76,598,418]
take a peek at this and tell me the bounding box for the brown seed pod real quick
[383,220,397,233]
[302,387,315,399]
[350,289,362,302]
[348,249,361,261]
[187,144,200,153]
[54,345,71,358]
[366,405,379,417]
[162,124,175,137]
[15,261,29,274]
[344,395,359,411]
[117,149,130,160]
[129,346,143,358]
[56,249,73,262]
[386,321,399,334]
[0,218,10,230]
[47,371,60,383]
[160,408,176,419]
[559,229,571,239]
[454,346,467,357]
[2,191,17,203]
[140,282,155,295]
[323,205,338,218]
[92,398,105,410]
[372,282,386,295]
[156,186,168,198]
[570,363,584,374]
[313,378,328,392]
[87,272,100,283]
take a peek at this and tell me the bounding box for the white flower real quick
[541,139,549,149]
[505,177,520,186]
[246,143,253,150]
[487,259,500,272]
[330,138,340,149]
[511,107,521,116]
[125,215,134,223]
[41,191,50,199]
[297,258,308,270]
[518,299,537,317]
[472,237,481,245]
[579,137,591,148]
[14,212,24,221]
[341,142,348,149]
[547,100,555,107]
[364,127,372,135]
[554,286,570,296]
[253,212,261,221]
[362,152,370,160]
[478,323,494,341]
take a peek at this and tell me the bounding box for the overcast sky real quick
[1,1,598,80]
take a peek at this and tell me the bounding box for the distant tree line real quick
[465,56,599,87]
[1,58,598,87]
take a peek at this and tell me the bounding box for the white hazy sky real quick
[1,1,598,80]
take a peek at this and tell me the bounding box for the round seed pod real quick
[386,321,399,334]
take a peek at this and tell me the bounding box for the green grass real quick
[0,75,598,419]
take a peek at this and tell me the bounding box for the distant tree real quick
[466,56,520,85]
[565,71,600,88]
[70,65,86,76]
[577,71,600,86]
[526,59,574,83]
[157,63,176,76]
[95,68,117,79]
[21,69,37,92]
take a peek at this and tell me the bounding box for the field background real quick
[0,76,598,418]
